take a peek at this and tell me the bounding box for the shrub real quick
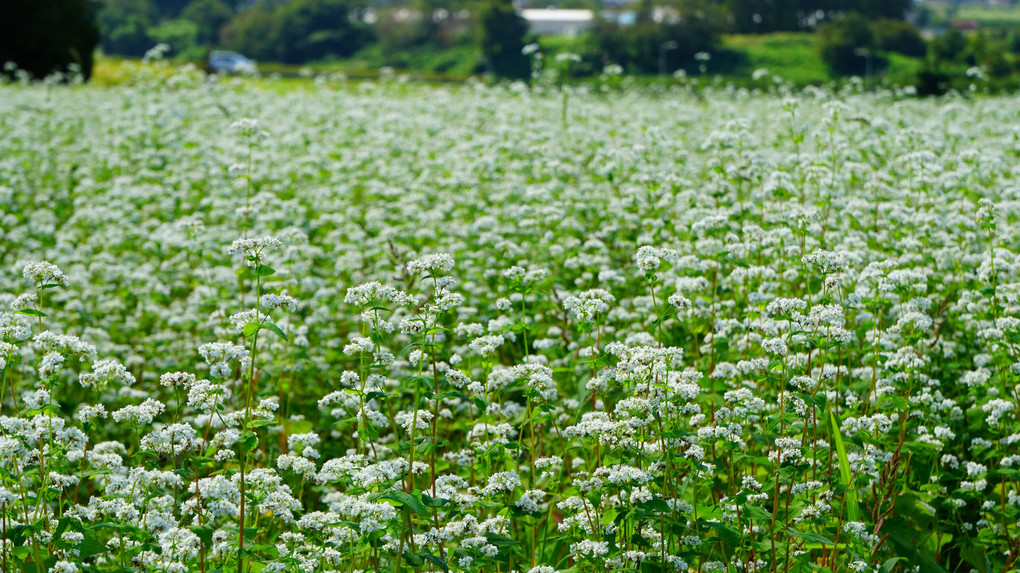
[180,0,234,46]
[931,27,968,64]
[871,18,927,58]
[97,0,158,57]
[221,0,374,64]
[817,12,879,76]
[479,0,530,79]
[591,0,725,74]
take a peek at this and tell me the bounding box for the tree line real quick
[0,0,993,86]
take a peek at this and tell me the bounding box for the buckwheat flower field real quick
[1,75,1019,573]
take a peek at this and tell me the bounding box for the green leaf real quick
[422,493,449,508]
[641,562,669,573]
[191,525,215,547]
[369,490,429,517]
[742,504,772,523]
[13,309,46,317]
[638,498,672,513]
[8,524,33,546]
[829,410,859,523]
[262,322,288,341]
[886,523,948,573]
[256,264,276,277]
[786,528,834,546]
[77,534,110,559]
[879,557,903,573]
[714,336,730,354]
[706,521,741,547]
[358,417,379,442]
[420,552,450,572]
[239,431,258,452]
[403,552,425,567]
[138,541,163,554]
[243,322,260,337]
[484,532,519,547]
[11,546,33,559]
[241,321,286,341]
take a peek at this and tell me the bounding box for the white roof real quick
[520,9,594,22]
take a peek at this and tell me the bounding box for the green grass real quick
[720,32,831,84]
[344,44,482,76]
[720,33,926,87]
[925,1,1020,28]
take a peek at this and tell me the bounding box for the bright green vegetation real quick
[925,1,1020,28]
[719,33,925,86]
[91,30,930,89]
[3,76,1020,573]
[882,52,927,87]
[341,44,483,76]
[721,33,831,83]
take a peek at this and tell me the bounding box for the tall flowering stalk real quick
[225,235,289,572]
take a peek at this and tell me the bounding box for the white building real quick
[521,9,594,36]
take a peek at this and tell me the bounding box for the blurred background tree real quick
[817,12,877,76]
[0,0,101,80]
[97,0,158,57]
[725,0,912,33]
[590,0,727,75]
[220,0,374,63]
[479,0,530,79]
[181,0,234,46]
[871,18,927,58]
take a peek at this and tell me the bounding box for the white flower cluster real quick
[635,246,679,272]
[563,289,615,324]
[407,253,455,276]
[225,235,282,268]
[22,261,68,286]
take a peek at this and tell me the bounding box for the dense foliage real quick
[2,73,1020,572]
[587,0,725,75]
[0,0,100,81]
[219,0,374,65]
[724,0,913,34]
[85,0,915,75]
[816,14,877,77]
[478,0,530,80]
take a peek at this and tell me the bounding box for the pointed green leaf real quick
[262,322,288,341]
[483,532,519,547]
[420,552,450,572]
[786,528,834,546]
[369,490,428,517]
[829,410,859,523]
[402,552,425,566]
[879,557,903,573]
